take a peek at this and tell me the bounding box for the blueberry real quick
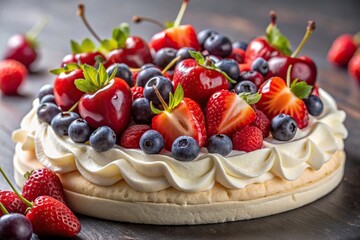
[239,71,265,88]
[106,63,133,87]
[304,95,323,116]
[270,114,297,141]
[37,102,61,124]
[39,94,56,105]
[144,76,174,106]
[139,130,164,154]
[141,63,156,70]
[197,29,218,48]
[251,57,269,76]
[171,136,200,161]
[89,126,116,152]
[154,48,177,69]
[68,118,92,143]
[234,81,258,94]
[0,213,33,240]
[207,55,220,63]
[204,34,232,57]
[51,112,80,136]
[232,41,248,51]
[215,59,240,80]
[37,84,54,101]
[132,98,154,124]
[207,134,233,156]
[136,67,163,87]
[176,47,196,62]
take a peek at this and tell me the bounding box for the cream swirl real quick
[12,89,347,192]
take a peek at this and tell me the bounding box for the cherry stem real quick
[162,56,181,74]
[291,21,316,58]
[0,167,33,208]
[26,17,49,41]
[286,64,293,87]
[173,0,189,28]
[0,202,9,215]
[152,85,169,111]
[77,3,102,43]
[132,16,166,29]
[68,101,79,112]
[266,10,277,33]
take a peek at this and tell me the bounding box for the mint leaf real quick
[290,79,313,99]
[74,79,99,93]
[81,38,96,53]
[266,25,292,56]
[70,40,82,54]
[239,92,261,105]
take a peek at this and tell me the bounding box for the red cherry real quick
[245,37,281,63]
[61,54,77,67]
[54,69,84,111]
[239,71,265,89]
[228,48,245,63]
[79,77,132,135]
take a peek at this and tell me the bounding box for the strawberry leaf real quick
[150,101,163,115]
[189,50,205,65]
[82,64,98,87]
[49,63,80,75]
[290,79,313,99]
[70,40,82,54]
[112,23,130,49]
[81,38,96,53]
[99,39,118,53]
[96,64,108,86]
[74,78,99,93]
[172,84,184,109]
[266,25,292,56]
[239,92,261,105]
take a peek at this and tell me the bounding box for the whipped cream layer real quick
[12,89,347,192]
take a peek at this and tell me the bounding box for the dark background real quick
[0,0,359,239]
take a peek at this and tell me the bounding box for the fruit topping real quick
[39,94,56,105]
[207,134,233,156]
[0,212,33,240]
[68,118,92,143]
[144,76,174,106]
[51,112,80,136]
[154,48,178,69]
[132,98,155,124]
[176,47,196,62]
[270,114,297,141]
[131,86,145,100]
[232,41,248,51]
[251,57,269,76]
[204,34,232,57]
[328,33,359,67]
[231,126,263,152]
[37,102,62,124]
[0,60,27,95]
[304,95,323,116]
[239,71,265,89]
[197,29,218,48]
[215,59,240,80]
[89,126,116,152]
[136,67,163,87]
[0,191,27,217]
[348,54,360,83]
[120,124,151,149]
[233,81,258,94]
[250,109,271,138]
[37,84,54,100]
[106,63,133,87]
[139,129,164,154]
[171,136,200,161]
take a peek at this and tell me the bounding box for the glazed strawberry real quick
[22,168,66,204]
[256,75,312,129]
[328,34,358,67]
[206,90,258,136]
[0,191,27,217]
[250,109,270,138]
[151,84,207,150]
[0,60,27,95]
[231,126,263,152]
[131,86,144,100]
[77,64,132,135]
[173,51,233,107]
[134,0,200,52]
[348,54,360,84]
[120,124,151,149]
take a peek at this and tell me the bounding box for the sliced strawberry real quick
[256,76,310,129]
[206,90,257,137]
[151,85,207,150]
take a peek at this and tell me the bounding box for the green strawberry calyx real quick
[70,38,96,54]
[49,63,80,75]
[150,84,184,114]
[239,92,261,105]
[286,65,313,99]
[98,23,130,53]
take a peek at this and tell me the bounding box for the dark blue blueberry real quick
[204,34,232,57]
[51,112,80,136]
[37,84,54,101]
[144,76,174,106]
[234,81,258,94]
[207,55,220,63]
[132,98,154,124]
[176,47,196,62]
[139,130,164,154]
[106,63,133,87]
[39,94,56,105]
[232,41,248,51]
[207,134,233,156]
[0,213,33,240]
[141,63,156,70]
[251,57,269,76]
[215,59,240,80]
[37,102,61,124]
[136,67,163,87]
[197,29,218,48]
[304,95,323,116]
[171,136,200,161]
[89,126,116,152]
[68,118,92,143]
[270,114,297,141]
[154,48,177,69]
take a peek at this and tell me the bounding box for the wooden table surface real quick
[0,0,359,239]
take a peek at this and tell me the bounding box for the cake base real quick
[13,148,345,225]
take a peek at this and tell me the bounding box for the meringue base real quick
[13,145,345,225]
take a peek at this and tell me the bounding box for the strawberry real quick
[250,109,270,138]
[206,90,258,137]
[328,34,358,67]
[0,190,27,217]
[131,86,144,100]
[311,83,320,97]
[231,126,263,152]
[120,124,151,149]
[151,84,207,150]
[348,54,360,84]
[22,168,66,204]
[26,196,81,237]
[256,76,312,129]
[0,60,27,95]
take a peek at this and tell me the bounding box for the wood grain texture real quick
[0,0,359,239]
